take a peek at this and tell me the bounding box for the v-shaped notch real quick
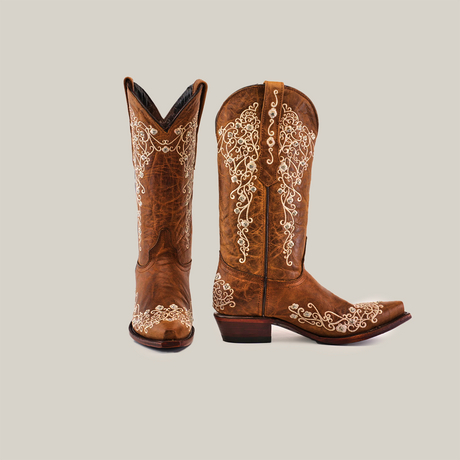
[124,77,206,132]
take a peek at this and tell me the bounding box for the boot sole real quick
[128,322,194,349]
[214,312,411,345]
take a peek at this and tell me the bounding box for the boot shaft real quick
[125,78,207,349]
[216,82,319,280]
[124,78,207,266]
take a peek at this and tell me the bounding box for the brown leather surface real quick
[266,270,404,338]
[259,81,284,185]
[125,77,207,341]
[216,84,266,277]
[216,83,318,279]
[213,253,263,317]
[214,81,407,339]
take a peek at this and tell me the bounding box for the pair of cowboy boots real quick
[124,78,411,349]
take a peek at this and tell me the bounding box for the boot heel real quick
[214,314,272,343]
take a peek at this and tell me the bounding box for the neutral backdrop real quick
[1,1,459,459]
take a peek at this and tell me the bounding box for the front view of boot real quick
[213,81,411,344]
[124,77,207,349]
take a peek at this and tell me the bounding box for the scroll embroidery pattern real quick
[287,302,383,333]
[277,104,316,265]
[132,293,193,333]
[266,89,279,164]
[129,108,197,251]
[217,103,261,263]
[213,273,236,311]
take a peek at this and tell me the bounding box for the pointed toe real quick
[379,300,406,324]
[141,321,191,341]
[130,299,194,347]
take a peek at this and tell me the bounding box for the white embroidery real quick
[277,103,316,265]
[287,302,383,333]
[129,108,197,251]
[132,293,193,333]
[217,103,261,263]
[213,273,236,311]
[266,89,279,164]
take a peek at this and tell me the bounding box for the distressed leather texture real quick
[213,81,406,339]
[125,77,207,341]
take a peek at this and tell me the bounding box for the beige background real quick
[1,1,459,459]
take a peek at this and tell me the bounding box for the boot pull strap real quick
[123,76,134,115]
[259,81,285,186]
[192,79,208,130]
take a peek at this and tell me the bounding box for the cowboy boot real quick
[212,81,411,344]
[124,77,207,349]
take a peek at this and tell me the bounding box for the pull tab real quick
[259,81,284,186]
[192,79,208,129]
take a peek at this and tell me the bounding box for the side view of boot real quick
[213,81,411,344]
[124,77,207,349]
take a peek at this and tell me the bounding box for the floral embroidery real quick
[217,103,261,263]
[213,273,236,311]
[277,103,316,265]
[287,301,383,333]
[129,108,197,251]
[266,89,279,164]
[132,293,193,333]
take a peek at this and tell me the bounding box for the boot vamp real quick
[266,270,405,338]
[132,258,192,341]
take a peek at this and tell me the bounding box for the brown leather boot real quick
[213,81,411,344]
[124,77,207,349]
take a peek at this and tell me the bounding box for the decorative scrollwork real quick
[213,273,236,311]
[266,89,279,164]
[129,108,197,251]
[277,103,316,266]
[174,120,198,250]
[217,103,261,263]
[287,301,383,333]
[132,293,193,333]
